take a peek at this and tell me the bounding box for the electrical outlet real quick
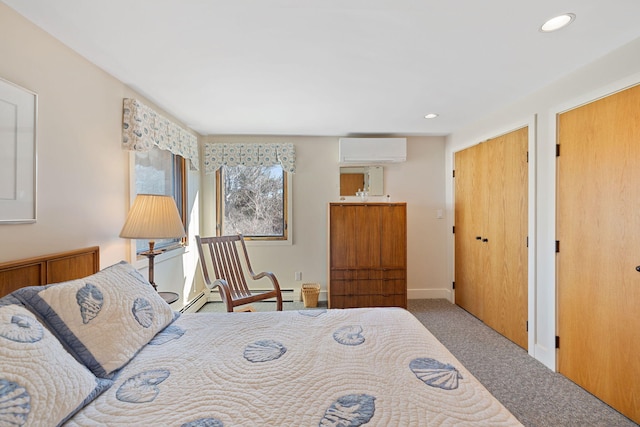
[295,271,302,281]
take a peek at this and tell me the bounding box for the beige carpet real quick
[407,299,637,427]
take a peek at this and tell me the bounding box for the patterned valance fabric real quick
[122,98,199,170]
[203,143,296,174]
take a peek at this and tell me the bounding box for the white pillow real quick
[0,302,112,426]
[14,261,177,378]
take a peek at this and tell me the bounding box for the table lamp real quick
[119,194,186,290]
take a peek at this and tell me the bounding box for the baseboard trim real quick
[534,344,556,372]
[320,289,453,302]
[408,288,453,301]
[206,288,453,304]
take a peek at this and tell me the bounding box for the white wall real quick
[0,3,452,308]
[0,4,202,307]
[202,135,449,301]
[445,37,640,369]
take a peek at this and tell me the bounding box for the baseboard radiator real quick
[179,291,207,313]
[257,288,296,304]
[207,288,296,304]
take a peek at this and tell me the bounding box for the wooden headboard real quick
[0,246,100,298]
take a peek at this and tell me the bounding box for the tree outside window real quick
[217,165,287,240]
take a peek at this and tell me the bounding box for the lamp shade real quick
[120,194,186,239]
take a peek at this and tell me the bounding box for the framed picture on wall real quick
[0,77,37,224]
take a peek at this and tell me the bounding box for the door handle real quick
[636,266,640,272]
[476,236,482,240]
[482,238,488,243]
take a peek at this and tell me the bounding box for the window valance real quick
[122,98,199,170]
[203,143,296,174]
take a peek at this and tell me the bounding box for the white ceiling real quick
[4,0,640,136]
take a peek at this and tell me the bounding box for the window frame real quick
[215,165,291,243]
[173,154,188,248]
[131,149,188,256]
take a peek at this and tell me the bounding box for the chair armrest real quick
[252,271,282,291]
[210,278,235,312]
[250,271,283,310]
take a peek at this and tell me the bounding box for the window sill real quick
[244,238,292,247]
[133,244,186,269]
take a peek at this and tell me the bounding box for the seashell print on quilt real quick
[298,309,327,317]
[116,369,170,404]
[148,324,185,345]
[76,283,104,324]
[0,314,43,343]
[320,394,376,426]
[333,325,365,346]
[243,340,286,363]
[180,418,224,427]
[132,298,155,328]
[410,357,463,390]
[0,379,30,426]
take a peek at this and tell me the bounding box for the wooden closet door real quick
[455,129,528,350]
[557,84,640,423]
[482,128,528,350]
[454,142,487,319]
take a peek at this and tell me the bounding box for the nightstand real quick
[159,291,179,305]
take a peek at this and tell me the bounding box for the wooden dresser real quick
[328,202,407,309]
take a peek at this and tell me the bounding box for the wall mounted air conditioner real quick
[339,138,407,164]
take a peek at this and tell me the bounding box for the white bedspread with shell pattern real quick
[65,307,522,426]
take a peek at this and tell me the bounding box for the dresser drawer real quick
[330,294,406,309]
[330,280,383,296]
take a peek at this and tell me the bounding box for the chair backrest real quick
[196,234,254,300]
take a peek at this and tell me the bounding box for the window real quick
[134,147,187,253]
[216,164,288,240]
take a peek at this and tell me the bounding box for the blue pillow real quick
[14,261,177,378]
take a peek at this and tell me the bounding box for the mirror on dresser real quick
[339,166,383,196]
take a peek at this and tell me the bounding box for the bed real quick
[0,248,522,426]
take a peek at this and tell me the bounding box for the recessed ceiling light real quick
[424,113,438,119]
[540,13,575,32]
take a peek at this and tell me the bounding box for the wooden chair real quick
[195,234,283,312]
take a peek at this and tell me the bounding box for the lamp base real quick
[140,241,163,290]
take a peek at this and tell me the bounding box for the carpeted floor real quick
[408,299,637,427]
[199,299,637,426]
